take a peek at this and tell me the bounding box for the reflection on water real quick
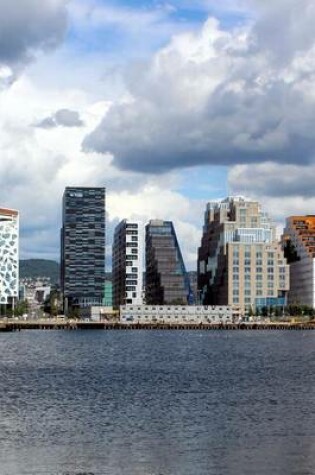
[0,330,314,475]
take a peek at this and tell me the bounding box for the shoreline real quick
[0,320,314,332]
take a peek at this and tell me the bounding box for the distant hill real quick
[19,259,60,284]
[19,260,111,284]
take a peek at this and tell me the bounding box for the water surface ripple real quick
[0,330,314,475]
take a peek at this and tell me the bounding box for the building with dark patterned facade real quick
[61,187,105,311]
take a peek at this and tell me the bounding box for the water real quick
[0,330,314,475]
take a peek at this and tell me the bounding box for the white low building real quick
[120,305,233,324]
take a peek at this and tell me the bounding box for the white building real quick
[0,208,19,305]
[112,220,143,308]
[120,305,233,324]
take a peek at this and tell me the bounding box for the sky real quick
[1,0,315,270]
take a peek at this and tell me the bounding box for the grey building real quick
[61,187,106,311]
[145,220,193,305]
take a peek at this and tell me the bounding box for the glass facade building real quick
[61,187,106,310]
[145,220,193,305]
[103,280,113,307]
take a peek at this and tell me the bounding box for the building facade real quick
[145,220,193,305]
[61,187,106,310]
[120,305,233,324]
[0,208,19,306]
[112,220,143,308]
[103,279,113,307]
[283,216,315,308]
[198,197,289,313]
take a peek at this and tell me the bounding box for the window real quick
[233,274,239,281]
[256,267,263,273]
[244,274,251,281]
[244,267,251,273]
[233,290,239,296]
[245,290,251,296]
[233,266,239,273]
[233,297,239,304]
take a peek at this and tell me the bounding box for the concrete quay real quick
[0,320,314,331]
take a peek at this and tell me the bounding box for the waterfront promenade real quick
[0,319,314,331]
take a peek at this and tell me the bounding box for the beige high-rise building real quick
[197,197,289,314]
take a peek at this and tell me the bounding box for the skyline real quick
[1,0,315,270]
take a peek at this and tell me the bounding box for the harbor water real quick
[0,330,314,475]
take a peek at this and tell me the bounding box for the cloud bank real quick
[84,0,315,173]
[0,0,68,87]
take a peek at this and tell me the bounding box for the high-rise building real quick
[61,187,105,310]
[198,197,289,313]
[0,208,19,306]
[112,220,143,308]
[282,216,315,308]
[145,220,192,305]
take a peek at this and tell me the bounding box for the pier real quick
[0,320,314,331]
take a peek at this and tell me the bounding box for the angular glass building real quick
[0,208,19,306]
[145,220,192,305]
[61,187,105,311]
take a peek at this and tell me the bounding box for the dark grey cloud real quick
[229,162,315,198]
[83,2,315,174]
[0,0,68,86]
[36,109,84,129]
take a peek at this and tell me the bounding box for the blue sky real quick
[0,0,315,269]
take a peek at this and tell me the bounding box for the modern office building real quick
[112,220,143,308]
[0,208,19,306]
[61,187,105,311]
[145,220,193,305]
[282,216,315,308]
[198,197,289,313]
